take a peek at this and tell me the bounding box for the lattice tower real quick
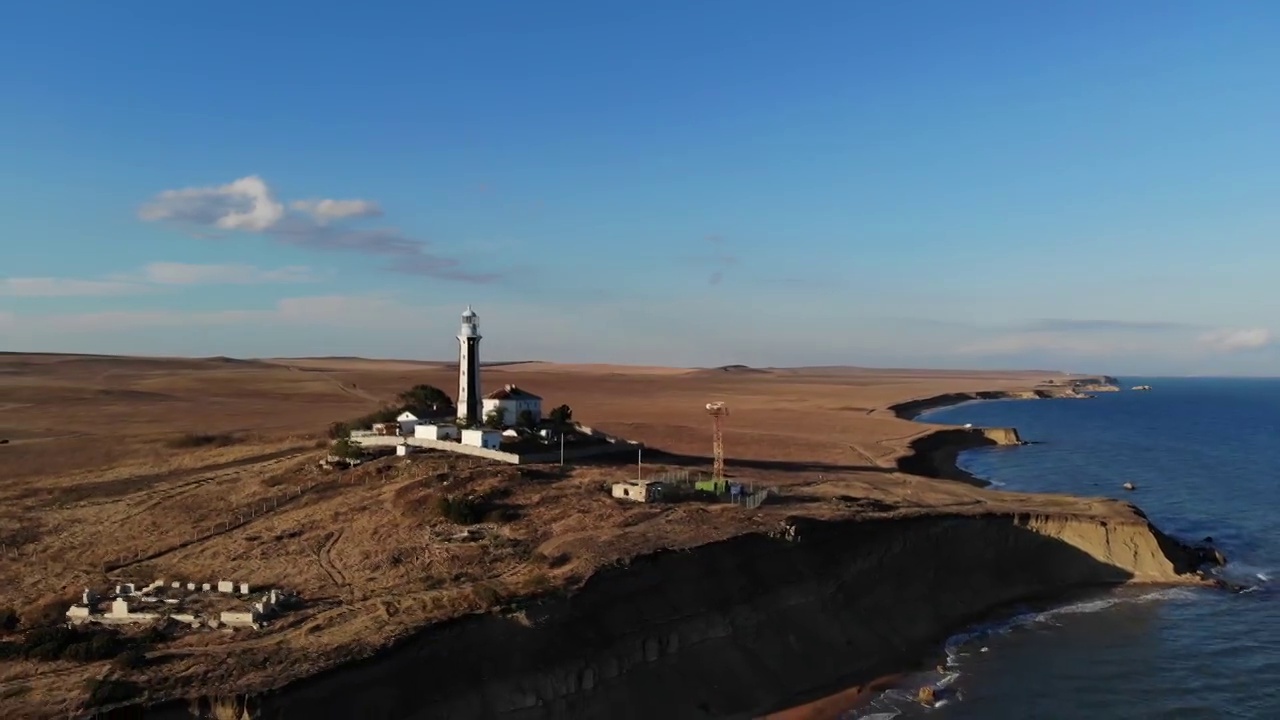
[706,402,729,481]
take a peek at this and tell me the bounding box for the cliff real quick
[894,427,1023,486]
[887,390,1055,420]
[144,509,1212,720]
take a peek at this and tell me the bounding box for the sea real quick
[849,378,1280,720]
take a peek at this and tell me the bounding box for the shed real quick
[611,480,666,503]
[415,423,460,441]
[460,428,502,450]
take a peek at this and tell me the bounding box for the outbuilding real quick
[415,423,460,441]
[611,480,666,503]
[460,428,502,450]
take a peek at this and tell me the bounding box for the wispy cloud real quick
[289,198,382,224]
[685,234,738,285]
[0,277,149,297]
[138,175,498,283]
[140,262,319,285]
[1,263,320,297]
[1,294,401,334]
[1198,327,1273,353]
[957,318,1275,358]
[1020,318,1190,332]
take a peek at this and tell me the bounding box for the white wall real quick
[353,434,642,465]
[415,424,459,440]
[482,397,542,426]
[461,429,502,449]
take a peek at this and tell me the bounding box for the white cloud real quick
[955,331,1154,357]
[1198,327,1273,353]
[138,176,497,283]
[0,277,148,297]
[141,262,318,285]
[138,175,284,232]
[2,263,321,297]
[289,198,382,224]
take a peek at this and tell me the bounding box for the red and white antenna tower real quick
[706,402,729,481]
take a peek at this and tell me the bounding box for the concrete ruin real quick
[65,578,295,631]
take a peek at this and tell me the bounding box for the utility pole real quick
[637,447,643,480]
[560,432,565,466]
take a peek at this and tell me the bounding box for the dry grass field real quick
[0,353,1075,715]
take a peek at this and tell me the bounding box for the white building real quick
[460,428,502,450]
[482,385,543,427]
[612,480,666,503]
[415,423,460,440]
[395,411,425,435]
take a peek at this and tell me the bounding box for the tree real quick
[516,409,538,429]
[327,421,351,440]
[484,408,505,429]
[548,404,573,427]
[397,384,455,412]
[331,438,363,460]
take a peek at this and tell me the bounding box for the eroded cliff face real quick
[154,510,1208,720]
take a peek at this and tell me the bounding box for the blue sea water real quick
[852,378,1280,720]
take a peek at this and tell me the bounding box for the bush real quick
[397,384,454,412]
[327,421,351,440]
[516,409,538,429]
[434,495,484,525]
[165,433,240,449]
[113,648,147,670]
[83,678,141,707]
[0,606,18,632]
[330,438,363,460]
[548,404,573,426]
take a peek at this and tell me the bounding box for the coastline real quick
[100,382,1225,720]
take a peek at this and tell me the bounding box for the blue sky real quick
[2,1,1278,375]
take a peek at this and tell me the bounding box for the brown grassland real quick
[0,353,1094,716]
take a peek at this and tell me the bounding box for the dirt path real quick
[317,530,348,588]
[282,364,382,404]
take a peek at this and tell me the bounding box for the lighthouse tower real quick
[456,306,482,424]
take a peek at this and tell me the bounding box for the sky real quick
[2,1,1278,376]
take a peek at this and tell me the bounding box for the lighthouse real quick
[456,306,482,424]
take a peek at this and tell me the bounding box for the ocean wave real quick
[850,588,1200,718]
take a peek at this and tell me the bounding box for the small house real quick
[460,428,502,450]
[611,480,666,503]
[395,410,424,435]
[372,422,399,436]
[482,385,543,427]
[415,423,460,441]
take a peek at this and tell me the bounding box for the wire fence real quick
[643,469,778,509]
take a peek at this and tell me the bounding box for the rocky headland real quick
[115,386,1224,720]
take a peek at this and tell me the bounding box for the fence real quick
[643,469,778,509]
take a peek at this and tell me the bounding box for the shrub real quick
[327,421,351,440]
[548,404,573,426]
[434,494,484,525]
[83,678,141,707]
[0,606,18,632]
[113,648,147,670]
[330,438,363,460]
[26,598,75,628]
[165,433,240,449]
[397,384,454,412]
[516,409,538,429]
